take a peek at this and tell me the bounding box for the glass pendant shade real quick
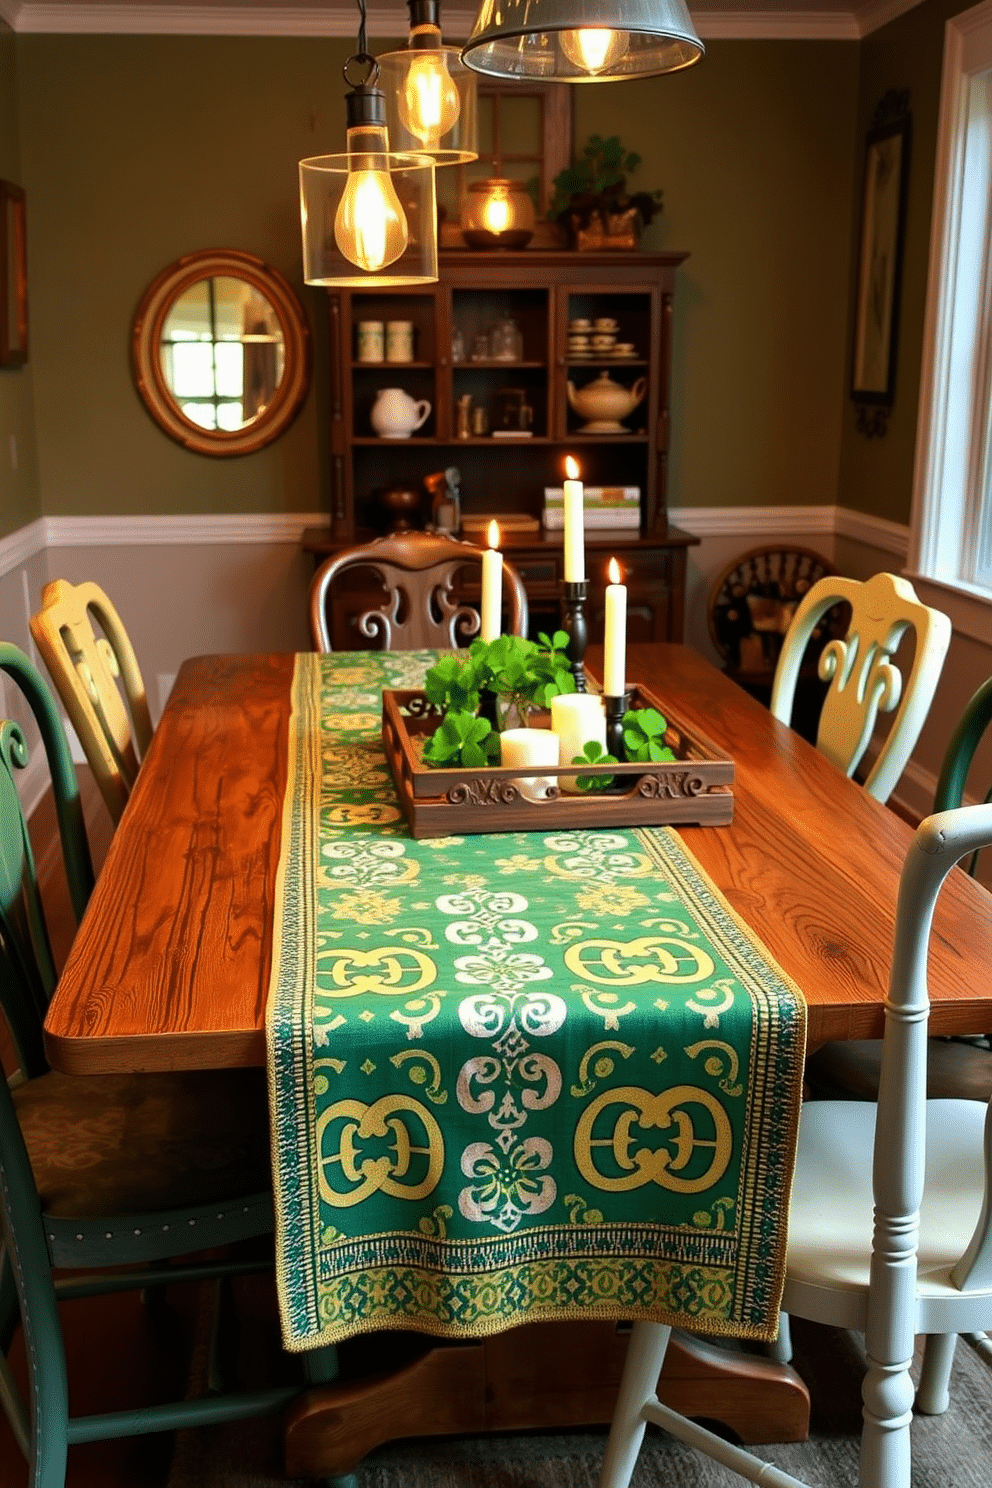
[461,0,704,82]
[461,178,535,249]
[300,104,438,287]
[378,31,478,164]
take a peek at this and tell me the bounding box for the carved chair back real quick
[309,531,529,652]
[30,579,154,825]
[770,571,952,803]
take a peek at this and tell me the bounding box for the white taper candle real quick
[603,557,627,698]
[562,456,585,583]
[480,520,503,641]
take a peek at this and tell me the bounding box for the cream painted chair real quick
[599,804,992,1488]
[770,571,952,804]
[30,579,154,825]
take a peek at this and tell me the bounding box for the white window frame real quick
[909,0,992,639]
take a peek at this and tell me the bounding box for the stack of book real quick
[542,486,641,530]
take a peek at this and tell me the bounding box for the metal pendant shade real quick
[461,0,704,82]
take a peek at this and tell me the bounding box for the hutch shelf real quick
[303,249,698,645]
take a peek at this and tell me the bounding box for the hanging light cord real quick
[343,0,378,89]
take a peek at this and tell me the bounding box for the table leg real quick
[283,1320,810,1478]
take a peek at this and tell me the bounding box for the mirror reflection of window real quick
[160,276,285,431]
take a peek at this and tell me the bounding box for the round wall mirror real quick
[132,248,311,457]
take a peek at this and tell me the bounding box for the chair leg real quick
[598,1323,672,1488]
[767,1311,792,1363]
[859,1348,915,1488]
[915,1333,956,1415]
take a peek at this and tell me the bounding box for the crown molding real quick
[696,10,858,40]
[4,1,922,40]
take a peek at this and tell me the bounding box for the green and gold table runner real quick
[267,652,806,1350]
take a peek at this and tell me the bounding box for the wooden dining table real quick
[44,641,992,1477]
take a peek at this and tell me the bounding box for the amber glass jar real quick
[460,179,535,249]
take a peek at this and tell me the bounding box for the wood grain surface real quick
[44,644,992,1073]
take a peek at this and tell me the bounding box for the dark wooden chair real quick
[707,545,841,742]
[309,530,529,652]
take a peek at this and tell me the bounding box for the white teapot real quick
[371,387,431,439]
[567,371,647,433]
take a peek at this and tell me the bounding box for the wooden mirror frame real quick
[132,248,311,457]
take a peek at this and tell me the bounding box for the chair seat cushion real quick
[13,1067,271,1218]
[805,1038,992,1102]
[783,1098,992,1333]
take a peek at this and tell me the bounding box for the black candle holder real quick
[604,690,633,761]
[561,580,589,693]
[478,687,500,730]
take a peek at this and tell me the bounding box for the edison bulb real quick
[334,131,409,274]
[399,51,460,148]
[559,27,630,75]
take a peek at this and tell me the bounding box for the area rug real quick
[167,1320,992,1488]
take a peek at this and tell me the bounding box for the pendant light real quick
[461,0,704,84]
[299,3,438,287]
[376,0,479,165]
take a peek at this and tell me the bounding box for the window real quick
[436,83,571,246]
[911,0,992,607]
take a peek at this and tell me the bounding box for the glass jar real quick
[490,317,523,362]
[460,178,536,250]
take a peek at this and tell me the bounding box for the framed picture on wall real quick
[851,93,911,417]
[1,179,28,367]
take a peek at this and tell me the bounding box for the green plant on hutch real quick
[549,135,663,249]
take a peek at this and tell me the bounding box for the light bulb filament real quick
[559,27,630,75]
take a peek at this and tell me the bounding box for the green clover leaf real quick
[570,740,617,791]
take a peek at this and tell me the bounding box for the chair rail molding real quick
[0,519,45,579]
[39,512,318,547]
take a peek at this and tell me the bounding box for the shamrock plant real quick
[421,709,499,769]
[622,706,676,763]
[423,651,487,714]
[571,740,617,791]
[473,631,576,724]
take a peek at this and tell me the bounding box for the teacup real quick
[569,334,591,348]
[592,333,616,350]
[614,342,636,354]
[569,318,592,331]
[594,317,618,331]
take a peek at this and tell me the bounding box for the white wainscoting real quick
[2,505,988,824]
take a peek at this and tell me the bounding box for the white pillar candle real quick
[550,692,606,793]
[480,519,503,641]
[603,557,627,698]
[562,456,585,583]
[500,727,560,802]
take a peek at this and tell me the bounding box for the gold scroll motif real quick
[315,944,437,996]
[317,1095,444,1207]
[574,1084,732,1195]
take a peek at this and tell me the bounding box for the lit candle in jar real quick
[603,557,627,698]
[480,519,503,641]
[562,455,585,583]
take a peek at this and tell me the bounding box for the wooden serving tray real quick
[381,682,734,838]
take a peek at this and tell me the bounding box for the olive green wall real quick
[0,19,41,540]
[15,35,362,519]
[576,41,860,510]
[13,33,859,521]
[839,0,973,525]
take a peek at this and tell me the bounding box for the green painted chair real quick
[0,643,298,1488]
